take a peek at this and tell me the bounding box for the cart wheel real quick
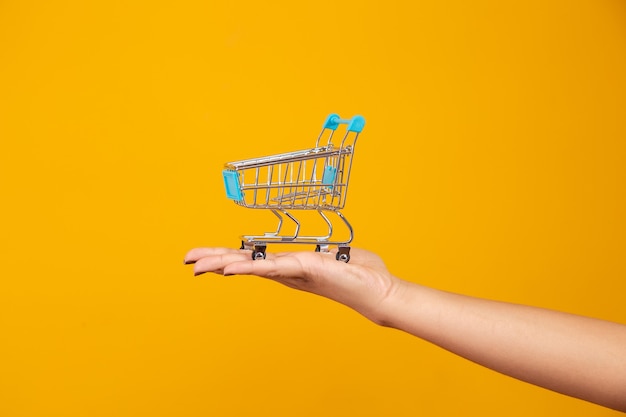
[336,247,351,263]
[252,245,267,260]
[336,252,350,263]
[315,244,330,253]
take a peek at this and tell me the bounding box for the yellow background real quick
[1,1,625,416]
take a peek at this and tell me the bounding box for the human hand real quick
[184,247,400,324]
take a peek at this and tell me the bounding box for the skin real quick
[184,247,626,412]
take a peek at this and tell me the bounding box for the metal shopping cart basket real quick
[222,114,366,262]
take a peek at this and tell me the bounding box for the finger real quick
[222,257,285,278]
[224,252,323,280]
[224,253,357,295]
[184,247,243,264]
[193,252,253,275]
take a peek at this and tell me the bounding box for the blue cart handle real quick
[323,114,366,133]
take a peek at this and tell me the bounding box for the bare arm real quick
[184,247,626,412]
[387,280,626,411]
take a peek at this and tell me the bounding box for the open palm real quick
[184,247,399,322]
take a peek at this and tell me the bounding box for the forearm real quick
[378,278,626,412]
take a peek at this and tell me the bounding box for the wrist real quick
[367,275,413,328]
[371,277,437,336]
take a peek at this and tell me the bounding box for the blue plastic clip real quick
[322,165,337,189]
[222,170,243,201]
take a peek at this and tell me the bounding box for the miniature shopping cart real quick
[222,114,366,262]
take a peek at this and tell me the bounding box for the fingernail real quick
[194,271,207,277]
[224,273,234,276]
[184,259,195,265]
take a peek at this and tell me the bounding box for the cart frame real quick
[222,114,365,262]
